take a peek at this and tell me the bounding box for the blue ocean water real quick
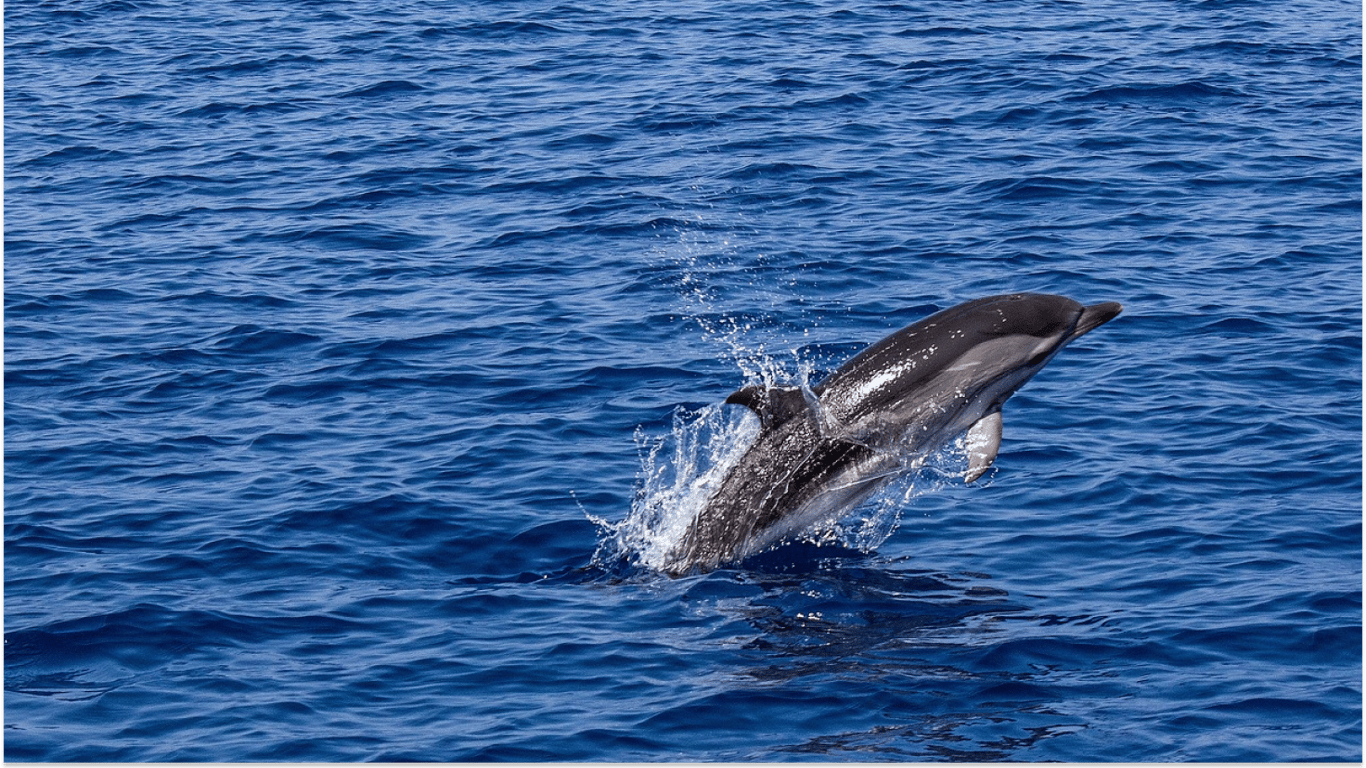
[5,0,1361,761]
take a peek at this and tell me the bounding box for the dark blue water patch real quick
[175,100,314,119]
[721,161,828,182]
[482,172,643,197]
[207,325,324,356]
[970,175,1111,203]
[177,52,327,77]
[1069,80,1247,106]
[22,144,135,167]
[5,0,1360,761]
[114,173,256,200]
[455,19,565,40]
[6,603,367,685]
[157,289,299,310]
[255,223,436,252]
[894,26,986,39]
[340,79,426,99]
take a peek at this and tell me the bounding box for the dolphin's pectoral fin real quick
[963,411,1003,483]
[725,385,811,430]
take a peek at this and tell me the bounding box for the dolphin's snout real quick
[1072,301,1123,339]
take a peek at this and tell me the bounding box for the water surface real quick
[5,0,1361,761]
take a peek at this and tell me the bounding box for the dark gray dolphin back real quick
[815,293,1086,412]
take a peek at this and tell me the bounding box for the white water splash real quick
[595,403,761,571]
[595,395,974,573]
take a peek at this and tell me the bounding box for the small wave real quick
[261,223,436,252]
[1068,81,1245,105]
[341,80,427,99]
[208,325,323,356]
[454,20,564,39]
[970,175,1106,202]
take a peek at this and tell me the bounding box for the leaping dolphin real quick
[663,292,1122,575]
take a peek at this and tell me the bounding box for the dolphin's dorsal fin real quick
[963,411,1003,483]
[725,385,811,430]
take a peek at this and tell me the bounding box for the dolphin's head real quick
[963,293,1122,361]
[931,293,1123,415]
[936,289,1119,371]
[818,293,1122,424]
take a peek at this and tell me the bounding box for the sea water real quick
[6,0,1361,760]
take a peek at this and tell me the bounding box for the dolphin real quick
[662,292,1122,575]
